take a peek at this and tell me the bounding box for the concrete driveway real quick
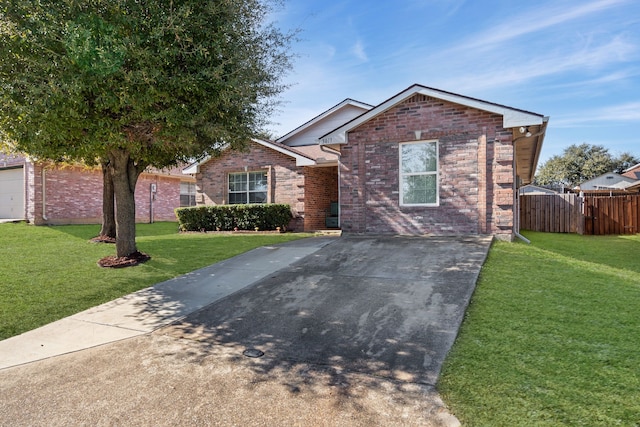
[0,235,491,426]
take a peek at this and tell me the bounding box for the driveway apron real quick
[0,235,492,426]
[162,235,492,386]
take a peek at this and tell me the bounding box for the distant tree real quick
[612,152,639,174]
[535,144,639,188]
[0,0,295,259]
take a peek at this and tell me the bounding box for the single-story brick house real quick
[0,153,196,224]
[183,99,373,231]
[185,84,548,239]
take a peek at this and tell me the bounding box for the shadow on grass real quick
[521,230,640,274]
[45,222,180,240]
[439,234,640,426]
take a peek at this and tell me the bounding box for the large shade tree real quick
[535,143,639,188]
[0,0,295,258]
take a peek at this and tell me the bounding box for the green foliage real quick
[439,232,640,426]
[535,143,639,188]
[0,0,296,165]
[0,222,311,340]
[0,0,296,256]
[175,204,293,231]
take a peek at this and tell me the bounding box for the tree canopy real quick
[535,143,639,188]
[0,0,295,258]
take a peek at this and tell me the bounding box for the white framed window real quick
[228,171,267,204]
[180,182,197,207]
[399,140,439,206]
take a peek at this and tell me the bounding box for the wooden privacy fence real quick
[583,195,640,235]
[519,194,583,234]
[520,194,640,235]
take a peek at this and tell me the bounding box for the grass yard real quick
[0,222,311,340]
[438,231,640,426]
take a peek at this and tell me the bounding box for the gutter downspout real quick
[320,144,342,228]
[42,166,48,222]
[514,191,530,244]
[512,126,547,244]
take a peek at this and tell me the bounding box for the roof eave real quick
[319,84,546,145]
[276,99,373,144]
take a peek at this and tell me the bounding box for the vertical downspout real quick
[149,185,154,223]
[512,129,549,244]
[41,166,48,222]
[512,141,529,244]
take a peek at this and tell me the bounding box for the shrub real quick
[175,204,292,232]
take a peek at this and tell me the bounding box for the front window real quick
[228,171,267,204]
[399,140,439,206]
[180,182,197,207]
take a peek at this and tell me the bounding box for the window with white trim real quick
[399,140,439,206]
[180,182,197,207]
[228,171,267,204]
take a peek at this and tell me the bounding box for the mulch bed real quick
[97,251,151,268]
[90,235,117,244]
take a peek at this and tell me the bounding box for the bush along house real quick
[184,84,548,240]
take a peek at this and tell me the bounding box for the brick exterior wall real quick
[195,141,339,231]
[303,166,339,230]
[26,163,182,225]
[339,94,514,237]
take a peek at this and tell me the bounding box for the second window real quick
[228,171,268,204]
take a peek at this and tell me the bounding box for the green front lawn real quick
[0,222,311,340]
[439,231,640,426]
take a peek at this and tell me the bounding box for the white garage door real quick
[0,167,24,219]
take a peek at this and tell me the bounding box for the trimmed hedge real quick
[175,204,293,232]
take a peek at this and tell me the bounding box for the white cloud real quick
[449,0,631,53]
[352,39,368,62]
[552,102,640,127]
[425,33,636,94]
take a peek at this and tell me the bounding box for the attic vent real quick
[606,176,614,179]
[407,94,430,103]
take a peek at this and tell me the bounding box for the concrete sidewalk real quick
[0,236,337,370]
[0,234,492,427]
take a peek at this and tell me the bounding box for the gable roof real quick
[318,83,548,185]
[182,138,320,174]
[577,172,638,191]
[276,99,373,145]
[622,163,640,180]
[319,84,547,145]
[519,184,558,195]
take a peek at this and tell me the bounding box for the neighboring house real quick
[575,172,640,194]
[519,185,558,195]
[185,84,548,239]
[0,153,196,224]
[621,163,640,180]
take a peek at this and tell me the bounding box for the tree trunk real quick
[107,149,145,258]
[99,159,116,239]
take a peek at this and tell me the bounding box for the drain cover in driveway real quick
[243,348,264,358]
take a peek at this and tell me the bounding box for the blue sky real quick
[267,0,640,167]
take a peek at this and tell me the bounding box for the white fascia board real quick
[320,85,545,144]
[181,139,315,173]
[277,99,372,144]
[253,139,316,166]
[182,158,207,174]
[414,87,545,128]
